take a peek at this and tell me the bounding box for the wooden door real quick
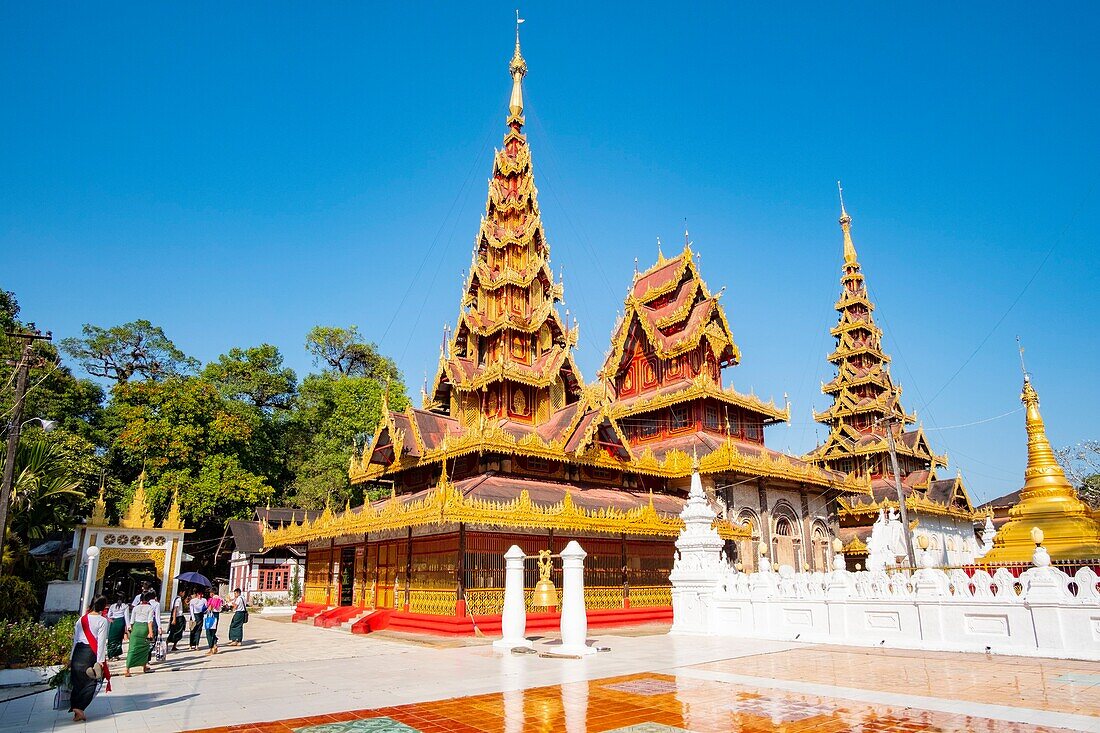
[375,542,398,609]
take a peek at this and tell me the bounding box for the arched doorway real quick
[737,509,760,573]
[772,515,801,570]
[810,523,829,572]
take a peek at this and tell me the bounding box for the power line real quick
[919,181,1095,412]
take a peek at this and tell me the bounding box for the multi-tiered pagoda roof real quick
[811,189,975,524]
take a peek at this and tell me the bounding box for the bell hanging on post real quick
[531,549,557,609]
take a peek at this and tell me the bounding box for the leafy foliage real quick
[60,320,199,383]
[202,344,297,412]
[0,577,38,622]
[305,326,400,379]
[0,614,75,666]
[3,293,410,594]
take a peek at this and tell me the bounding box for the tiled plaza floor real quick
[4,618,1098,732]
[184,670,1087,732]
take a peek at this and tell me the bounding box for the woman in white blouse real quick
[124,592,158,676]
[105,594,130,660]
[69,595,109,722]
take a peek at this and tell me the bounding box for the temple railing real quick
[303,585,329,604]
[464,584,672,616]
[408,588,458,616]
[629,585,673,607]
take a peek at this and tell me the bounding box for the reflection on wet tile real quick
[189,669,1089,733]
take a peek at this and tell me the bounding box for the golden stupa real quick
[981,374,1100,563]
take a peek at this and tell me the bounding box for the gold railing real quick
[584,586,625,610]
[303,585,329,604]
[628,585,672,607]
[408,588,458,616]
[465,587,505,616]
[465,586,659,615]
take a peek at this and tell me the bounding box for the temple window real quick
[744,419,761,442]
[640,418,660,438]
[704,405,719,430]
[670,405,689,431]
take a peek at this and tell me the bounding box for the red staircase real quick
[313,605,366,628]
[291,602,328,623]
[350,609,394,634]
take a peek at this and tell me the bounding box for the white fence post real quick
[558,540,595,655]
[494,544,533,651]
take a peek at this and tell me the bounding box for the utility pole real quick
[884,417,917,569]
[0,327,52,577]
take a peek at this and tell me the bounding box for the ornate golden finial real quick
[837,180,857,265]
[121,469,153,529]
[438,459,450,487]
[90,472,108,525]
[162,486,184,530]
[509,10,527,117]
[656,236,665,263]
[1018,373,1072,497]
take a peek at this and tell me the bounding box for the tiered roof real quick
[427,32,582,423]
[811,188,972,520]
[601,243,788,424]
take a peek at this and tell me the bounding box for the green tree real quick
[305,326,400,379]
[202,344,297,412]
[289,373,407,508]
[150,455,273,531]
[0,438,85,576]
[60,320,199,383]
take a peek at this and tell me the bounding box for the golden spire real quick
[981,367,1100,563]
[509,10,527,118]
[1019,374,1074,497]
[837,180,857,265]
[162,486,184,530]
[121,469,153,529]
[90,472,108,525]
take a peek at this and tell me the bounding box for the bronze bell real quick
[531,577,557,609]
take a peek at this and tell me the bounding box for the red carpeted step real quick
[313,605,366,628]
[291,602,328,623]
[350,609,394,634]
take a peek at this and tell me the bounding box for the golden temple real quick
[263,25,871,622]
[980,375,1100,563]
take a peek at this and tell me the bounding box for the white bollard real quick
[80,546,100,612]
[493,545,533,651]
[558,540,595,655]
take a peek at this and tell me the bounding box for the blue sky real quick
[2,3,1097,503]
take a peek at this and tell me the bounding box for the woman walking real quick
[105,594,129,660]
[188,590,206,650]
[69,595,110,722]
[166,589,187,651]
[226,588,246,646]
[203,589,220,655]
[124,592,158,676]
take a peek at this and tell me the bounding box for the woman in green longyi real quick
[124,591,158,676]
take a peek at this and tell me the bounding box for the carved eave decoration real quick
[264,477,752,548]
[837,494,981,522]
[611,372,789,424]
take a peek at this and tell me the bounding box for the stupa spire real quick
[837,181,857,265]
[981,368,1100,563]
[509,11,527,118]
